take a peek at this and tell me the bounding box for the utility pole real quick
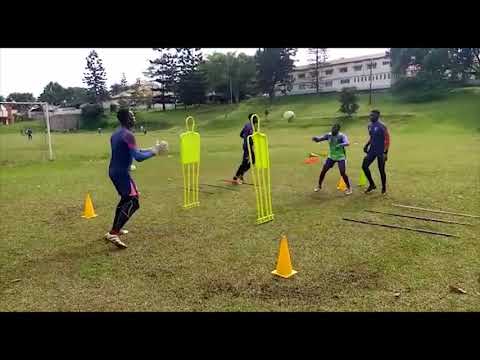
[369,58,373,105]
[226,56,233,104]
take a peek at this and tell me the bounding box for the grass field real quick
[1,89,479,311]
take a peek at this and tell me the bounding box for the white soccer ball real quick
[283,110,295,122]
[130,164,137,171]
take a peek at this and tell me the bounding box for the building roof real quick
[294,52,389,72]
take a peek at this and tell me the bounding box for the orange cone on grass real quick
[337,177,347,191]
[272,235,297,278]
[81,193,98,219]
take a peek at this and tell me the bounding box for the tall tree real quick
[201,52,256,103]
[145,48,178,111]
[38,82,68,105]
[83,50,108,103]
[308,48,328,93]
[255,48,297,100]
[176,48,205,108]
[129,79,153,108]
[120,73,128,89]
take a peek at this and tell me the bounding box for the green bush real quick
[110,103,119,113]
[81,104,106,129]
[338,87,359,117]
[392,73,450,102]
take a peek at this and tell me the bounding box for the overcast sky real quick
[0,48,388,97]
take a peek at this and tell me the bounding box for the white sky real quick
[0,48,388,97]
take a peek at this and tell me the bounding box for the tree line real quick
[2,48,478,110]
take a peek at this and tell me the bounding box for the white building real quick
[277,51,400,96]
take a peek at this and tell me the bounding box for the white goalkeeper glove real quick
[152,140,168,156]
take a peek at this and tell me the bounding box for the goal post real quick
[0,101,54,161]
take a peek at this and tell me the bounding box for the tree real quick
[449,48,480,80]
[38,82,68,105]
[130,78,153,108]
[65,87,89,107]
[110,83,124,96]
[6,92,36,102]
[177,70,208,106]
[338,88,359,117]
[176,48,205,108]
[6,93,36,113]
[83,50,108,103]
[120,73,128,89]
[390,48,480,81]
[145,48,179,111]
[255,48,297,100]
[308,48,328,93]
[201,52,256,103]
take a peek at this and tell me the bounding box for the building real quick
[108,79,176,110]
[0,104,18,125]
[277,51,400,96]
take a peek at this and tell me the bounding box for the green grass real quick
[1,89,479,311]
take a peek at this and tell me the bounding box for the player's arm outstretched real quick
[124,132,166,161]
[312,134,330,143]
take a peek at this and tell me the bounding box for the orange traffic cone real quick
[81,193,98,219]
[337,177,347,191]
[272,235,297,278]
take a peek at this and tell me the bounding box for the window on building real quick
[340,79,350,84]
[339,67,348,73]
[298,73,306,79]
[367,62,377,69]
[325,69,333,75]
[325,81,333,87]
[387,73,391,79]
[383,61,390,66]
[310,71,317,78]
[299,84,306,90]
[353,65,362,71]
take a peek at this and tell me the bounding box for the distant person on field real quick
[26,128,33,140]
[104,109,164,249]
[98,128,102,134]
[312,123,352,195]
[362,109,390,194]
[232,113,257,185]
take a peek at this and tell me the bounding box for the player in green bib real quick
[312,123,352,194]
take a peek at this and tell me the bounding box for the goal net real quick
[0,102,54,163]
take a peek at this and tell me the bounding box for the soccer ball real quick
[283,110,295,122]
[130,164,137,171]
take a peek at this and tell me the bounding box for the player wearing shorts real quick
[312,123,352,195]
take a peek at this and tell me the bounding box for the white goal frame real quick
[0,101,54,161]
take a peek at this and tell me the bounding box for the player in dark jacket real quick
[232,113,257,185]
[104,109,163,249]
[362,110,390,194]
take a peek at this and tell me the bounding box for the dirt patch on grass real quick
[200,264,382,304]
